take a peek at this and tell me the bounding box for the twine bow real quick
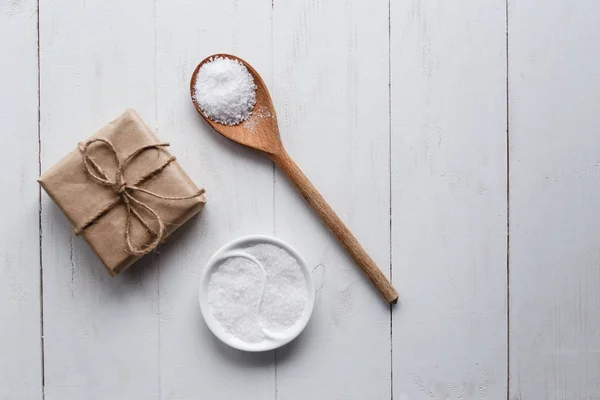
[74,138,205,256]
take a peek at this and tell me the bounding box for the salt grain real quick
[194,56,257,126]
[242,105,272,133]
[207,243,308,343]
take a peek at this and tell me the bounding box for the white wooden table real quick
[2,0,599,399]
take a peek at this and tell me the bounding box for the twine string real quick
[74,138,204,256]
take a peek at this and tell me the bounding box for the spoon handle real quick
[271,150,399,304]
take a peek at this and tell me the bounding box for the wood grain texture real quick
[0,0,42,399]
[155,0,276,399]
[391,0,508,398]
[509,0,600,398]
[273,0,392,397]
[39,1,160,398]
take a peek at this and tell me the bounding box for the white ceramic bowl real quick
[199,235,315,352]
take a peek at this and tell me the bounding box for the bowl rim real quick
[199,234,315,352]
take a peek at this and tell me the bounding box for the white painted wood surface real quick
[2,0,600,399]
[391,0,508,399]
[272,0,391,398]
[0,1,42,399]
[509,0,600,399]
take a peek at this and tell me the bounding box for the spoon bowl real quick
[190,54,399,304]
[190,54,282,155]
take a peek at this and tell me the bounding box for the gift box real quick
[39,109,206,276]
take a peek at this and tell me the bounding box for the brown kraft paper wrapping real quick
[39,109,206,276]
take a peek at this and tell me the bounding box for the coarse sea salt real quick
[194,56,257,126]
[207,243,308,343]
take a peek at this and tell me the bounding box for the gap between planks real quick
[505,0,511,398]
[36,0,46,397]
[388,0,394,399]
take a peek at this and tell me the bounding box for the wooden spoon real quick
[190,54,399,304]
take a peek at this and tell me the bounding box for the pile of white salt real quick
[207,243,308,343]
[193,56,256,126]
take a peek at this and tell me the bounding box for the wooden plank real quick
[155,0,276,399]
[39,2,160,398]
[509,0,600,398]
[0,1,43,399]
[272,0,391,398]
[390,0,508,398]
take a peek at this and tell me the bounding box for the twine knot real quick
[74,138,205,256]
[114,180,128,195]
